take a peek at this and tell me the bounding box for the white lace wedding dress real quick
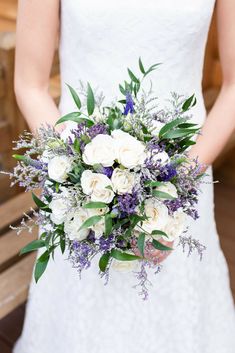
[14,1,235,352]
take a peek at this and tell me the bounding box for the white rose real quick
[112,129,147,168]
[150,150,170,165]
[112,259,139,272]
[111,168,135,194]
[141,199,169,237]
[81,170,114,203]
[49,197,69,225]
[155,182,178,199]
[82,134,116,167]
[163,211,187,241]
[64,208,90,241]
[49,187,73,225]
[150,120,165,136]
[48,155,73,183]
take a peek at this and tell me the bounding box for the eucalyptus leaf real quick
[127,68,140,84]
[152,190,176,200]
[56,112,94,127]
[111,249,140,261]
[32,192,47,209]
[144,63,162,77]
[162,128,199,140]
[138,57,145,74]
[159,117,186,138]
[105,214,113,236]
[151,230,169,238]
[182,94,196,112]
[79,215,103,231]
[99,252,111,272]
[83,202,107,209]
[66,83,82,109]
[145,180,163,187]
[34,251,50,283]
[73,138,81,153]
[20,239,45,255]
[137,233,145,257]
[152,239,173,251]
[87,82,95,116]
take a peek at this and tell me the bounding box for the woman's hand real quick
[132,238,174,264]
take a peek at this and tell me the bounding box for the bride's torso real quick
[59,0,215,127]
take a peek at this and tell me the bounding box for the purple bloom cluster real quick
[124,92,135,115]
[158,164,177,182]
[70,239,96,276]
[87,123,108,139]
[98,234,115,252]
[117,189,139,215]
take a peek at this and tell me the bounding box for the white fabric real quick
[14,1,235,352]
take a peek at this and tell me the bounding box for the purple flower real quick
[158,164,177,182]
[117,189,139,215]
[102,167,113,178]
[98,234,115,252]
[123,92,134,115]
[87,123,108,139]
[70,240,96,276]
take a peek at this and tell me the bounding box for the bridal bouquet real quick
[8,59,206,299]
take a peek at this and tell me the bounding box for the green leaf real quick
[83,202,107,209]
[66,84,82,109]
[152,239,173,251]
[161,128,198,140]
[151,230,169,239]
[73,138,81,153]
[60,236,66,254]
[87,82,95,116]
[182,94,197,112]
[144,63,162,77]
[119,84,126,96]
[105,214,112,236]
[55,112,94,127]
[34,251,50,283]
[99,252,111,272]
[20,239,45,255]
[12,154,28,163]
[145,180,163,187]
[32,192,47,209]
[110,249,140,261]
[152,190,176,200]
[159,117,186,138]
[138,57,145,74]
[127,68,140,84]
[79,215,103,231]
[137,233,145,257]
[178,123,198,128]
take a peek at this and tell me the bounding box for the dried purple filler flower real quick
[87,123,108,139]
[117,189,139,215]
[70,240,97,277]
[177,235,206,260]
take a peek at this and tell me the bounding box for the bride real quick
[14,1,235,352]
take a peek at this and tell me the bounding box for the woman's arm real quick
[189,0,235,166]
[15,0,61,133]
